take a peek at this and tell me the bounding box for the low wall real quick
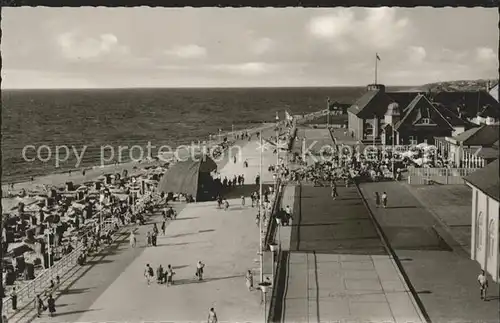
[407,167,479,185]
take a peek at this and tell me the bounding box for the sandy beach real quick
[1,122,277,212]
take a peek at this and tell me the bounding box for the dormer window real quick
[421,118,431,124]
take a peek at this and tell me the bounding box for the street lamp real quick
[269,243,278,282]
[259,281,272,323]
[259,133,264,284]
[218,128,222,143]
[275,112,279,181]
[45,227,53,279]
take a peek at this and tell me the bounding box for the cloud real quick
[252,37,274,55]
[209,62,275,76]
[308,9,355,39]
[57,32,128,61]
[2,68,96,89]
[408,46,427,64]
[475,47,496,63]
[164,44,207,59]
[308,8,411,51]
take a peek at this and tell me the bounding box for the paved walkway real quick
[26,136,278,323]
[359,181,500,323]
[281,184,424,323]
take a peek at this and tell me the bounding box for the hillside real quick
[415,79,498,92]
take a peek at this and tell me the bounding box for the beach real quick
[1,122,276,213]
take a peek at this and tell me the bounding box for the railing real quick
[407,167,479,185]
[264,180,283,250]
[2,218,118,318]
[267,249,289,323]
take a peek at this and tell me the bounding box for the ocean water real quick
[1,87,370,183]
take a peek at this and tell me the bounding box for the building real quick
[381,94,458,146]
[348,84,498,145]
[435,125,499,168]
[431,90,499,125]
[347,84,421,142]
[488,82,498,102]
[463,159,500,282]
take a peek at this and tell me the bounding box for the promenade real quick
[359,181,500,323]
[277,128,425,323]
[24,133,278,323]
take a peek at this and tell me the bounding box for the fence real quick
[407,167,479,185]
[2,218,118,319]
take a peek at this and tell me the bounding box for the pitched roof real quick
[452,125,500,146]
[386,92,421,113]
[433,104,472,127]
[489,83,498,102]
[394,94,453,131]
[463,159,499,202]
[347,90,380,116]
[432,91,499,119]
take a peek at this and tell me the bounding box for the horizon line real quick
[1,84,422,91]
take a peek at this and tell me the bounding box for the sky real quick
[1,7,498,89]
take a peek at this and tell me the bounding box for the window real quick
[476,211,483,250]
[421,118,431,124]
[488,219,495,258]
[408,136,417,145]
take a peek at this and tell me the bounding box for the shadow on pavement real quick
[174,274,244,286]
[60,287,94,295]
[52,308,101,317]
[387,206,419,209]
[85,259,115,265]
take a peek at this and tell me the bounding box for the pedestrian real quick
[35,294,45,317]
[381,192,388,208]
[207,307,218,323]
[250,193,255,208]
[161,220,166,235]
[47,294,56,317]
[157,265,164,284]
[144,264,154,286]
[478,270,488,300]
[223,199,229,211]
[196,261,205,281]
[166,265,175,286]
[241,195,245,206]
[331,181,338,200]
[11,287,17,311]
[129,231,136,248]
[375,192,380,208]
[146,231,152,247]
[245,270,254,291]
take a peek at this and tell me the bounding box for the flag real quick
[376,53,381,61]
[276,111,279,121]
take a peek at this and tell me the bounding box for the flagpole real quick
[375,53,378,85]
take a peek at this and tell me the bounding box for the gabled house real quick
[381,94,455,145]
[431,91,499,125]
[347,84,421,142]
[435,125,499,168]
[463,159,500,282]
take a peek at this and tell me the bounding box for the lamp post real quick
[218,129,222,143]
[259,133,264,284]
[276,112,280,178]
[392,127,396,180]
[259,281,272,323]
[45,227,53,279]
[269,243,278,282]
[232,124,234,139]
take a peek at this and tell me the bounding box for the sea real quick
[0,86,406,183]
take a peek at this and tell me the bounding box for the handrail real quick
[2,218,118,317]
[264,180,283,250]
[267,249,288,323]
